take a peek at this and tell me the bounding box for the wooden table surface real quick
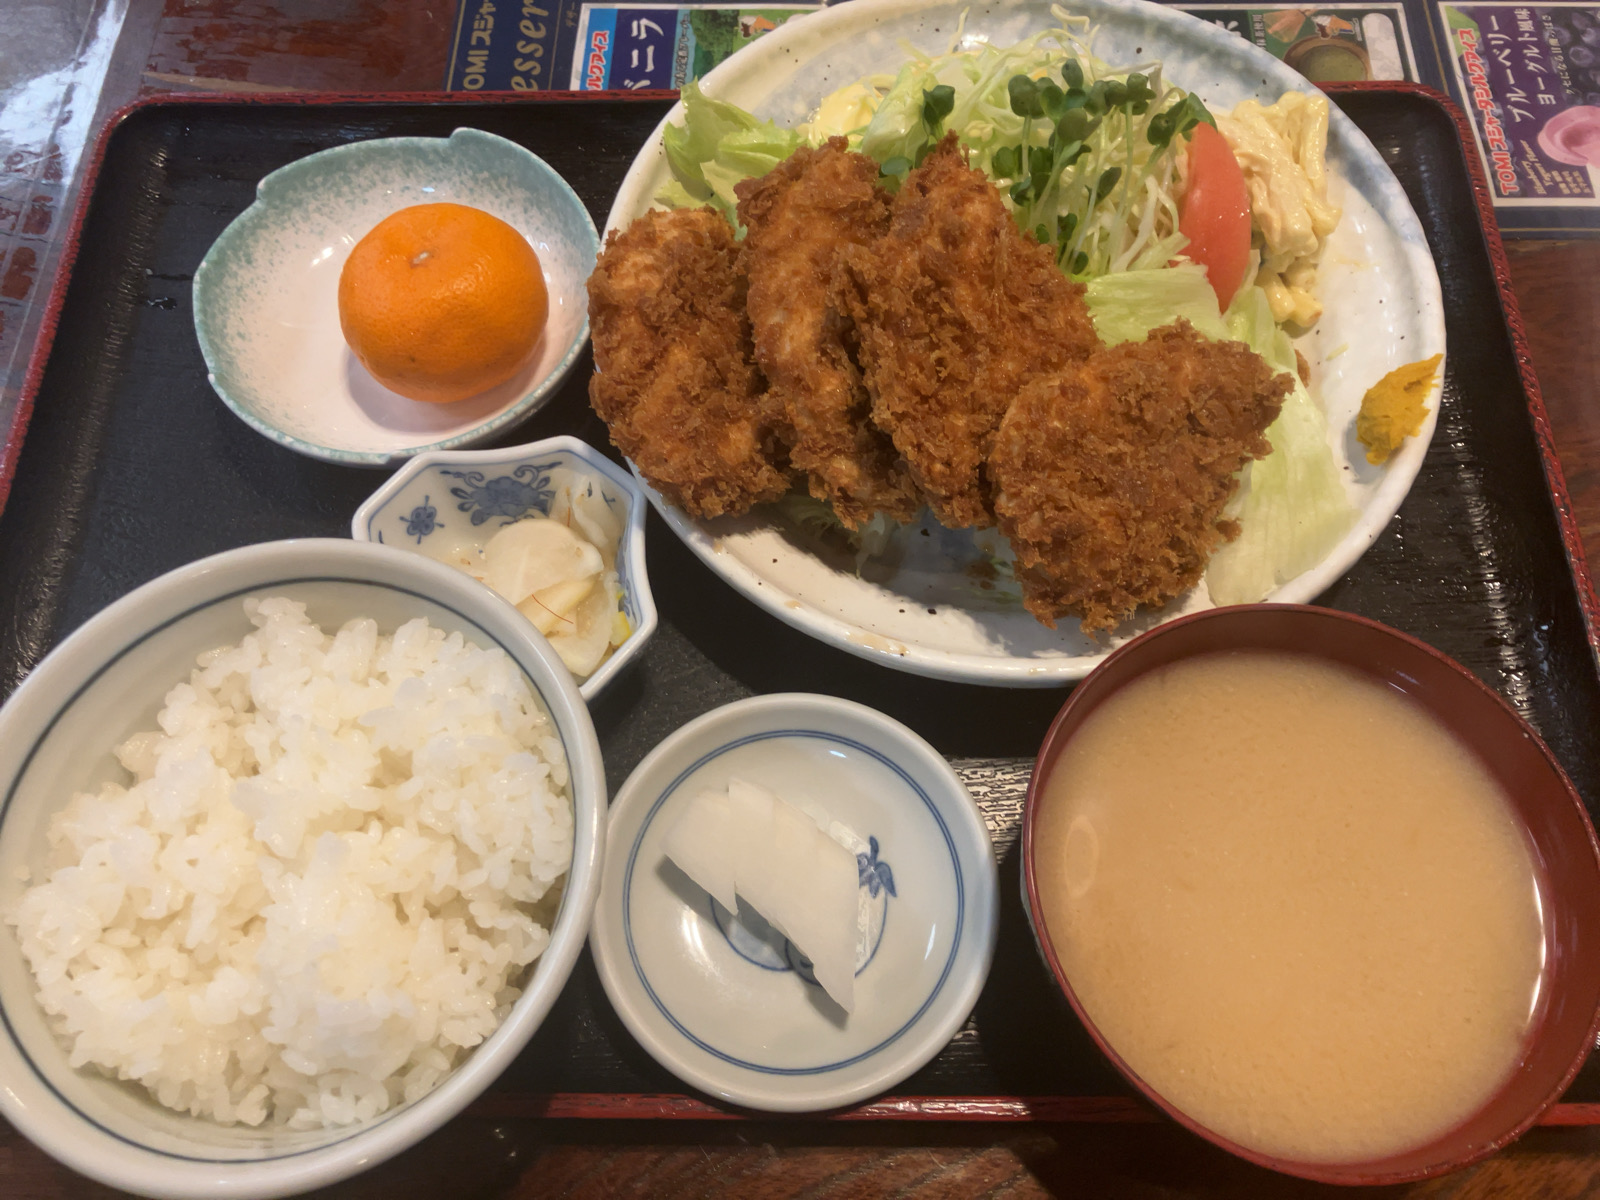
[3,3,1600,1197]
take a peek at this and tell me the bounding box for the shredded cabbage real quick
[846,10,1210,278]
[660,8,1209,275]
[774,493,899,574]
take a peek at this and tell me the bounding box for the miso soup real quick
[1033,651,1545,1163]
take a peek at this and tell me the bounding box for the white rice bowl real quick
[8,597,573,1129]
[0,540,605,1200]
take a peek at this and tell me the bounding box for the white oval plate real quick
[603,0,1445,686]
[589,694,999,1112]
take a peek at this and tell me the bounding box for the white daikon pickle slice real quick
[662,777,860,1013]
[516,574,597,635]
[482,518,603,606]
[545,571,617,677]
[567,484,625,570]
[662,787,739,914]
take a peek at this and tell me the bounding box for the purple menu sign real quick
[1444,4,1600,221]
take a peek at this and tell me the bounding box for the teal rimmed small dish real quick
[193,128,597,467]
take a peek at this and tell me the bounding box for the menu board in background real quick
[567,5,820,89]
[443,0,1597,234]
[1439,4,1600,234]
[444,0,818,92]
[1182,4,1424,82]
[445,0,1438,92]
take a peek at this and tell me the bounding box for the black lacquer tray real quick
[2,87,1597,1121]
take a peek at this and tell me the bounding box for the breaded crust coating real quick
[737,138,921,529]
[587,207,789,519]
[841,136,1099,529]
[990,321,1292,632]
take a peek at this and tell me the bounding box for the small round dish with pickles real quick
[354,435,658,702]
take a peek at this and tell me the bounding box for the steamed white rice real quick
[7,597,573,1128]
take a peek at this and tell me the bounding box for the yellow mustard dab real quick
[1356,354,1443,465]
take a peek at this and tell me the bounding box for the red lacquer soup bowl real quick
[1021,604,1600,1185]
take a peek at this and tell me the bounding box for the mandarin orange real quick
[338,202,548,404]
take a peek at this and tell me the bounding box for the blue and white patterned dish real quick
[589,694,998,1113]
[350,436,657,702]
[194,128,597,466]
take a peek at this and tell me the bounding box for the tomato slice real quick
[1178,121,1252,311]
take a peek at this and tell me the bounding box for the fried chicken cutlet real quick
[990,321,1293,632]
[736,139,921,529]
[840,136,1100,529]
[587,207,788,519]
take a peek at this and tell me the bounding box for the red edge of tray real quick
[1321,81,1600,668]
[3,84,1597,1127]
[467,1094,1600,1125]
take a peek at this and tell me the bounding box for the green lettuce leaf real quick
[660,81,804,222]
[1206,285,1357,605]
[1084,263,1222,345]
[858,62,940,169]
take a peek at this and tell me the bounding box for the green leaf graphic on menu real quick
[1442,5,1481,46]
[690,9,745,73]
[689,9,800,80]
